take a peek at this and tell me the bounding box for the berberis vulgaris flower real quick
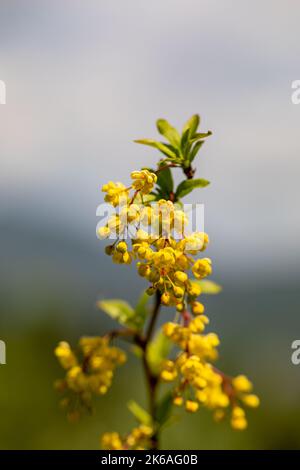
[54,115,259,449]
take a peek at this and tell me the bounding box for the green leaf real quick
[127,400,152,426]
[134,139,178,159]
[156,119,181,148]
[146,329,172,376]
[98,299,137,328]
[134,291,150,328]
[175,178,210,198]
[180,128,191,156]
[189,140,205,163]
[155,392,173,427]
[156,166,174,198]
[182,114,200,138]
[193,279,222,294]
[191,131,212,143]
[130,344,143,358]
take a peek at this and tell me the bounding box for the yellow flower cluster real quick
[54,337,126,420]
[101,170,157,209]
[161,320,259,430]
[99,173,212,313]
[93,163,260,437]
[101,425,153,450]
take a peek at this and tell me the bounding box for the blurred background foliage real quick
[1,0,300,449]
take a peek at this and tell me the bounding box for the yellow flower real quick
[242,394,260,408]
[102,181,129,207]
[182,232,209,253]
[97,226,111,239]
[173,285,184,299]
[231,407,248,430]
[101,432,123,450]
[54,342,77,370]
[55,336,126,420]
[188,333,219,361]
[187,281,202,297]
[173,396,183,406]
[192,301,205,315]
[161,360,177,381]
[232,375,253,393]
[189,315,208,333]
[192,258,212,279]
[131,169,157,194]
[161,292,171,305]
[101,425,153,450]
[174,271,188,284]
[116,241,128,253]
[185,400,199,412]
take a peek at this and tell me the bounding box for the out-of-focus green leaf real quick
[182,114,200,138]
[175,178,210,198]
[189,140,205,163]
[156,119,181,148]
[146,329,172,376]
[134,291,150,328]
[127,400,152,425]
[134,139,177,159]
[156,166,174,198]
[97,299,137,328]
[130,344,143,358]
[193,279,222,294]
[155,392,173,427]
[98,293,150,330]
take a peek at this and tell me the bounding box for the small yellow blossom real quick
[55,342,77,370]
[231,407,248,430]
[192,258,212,279]
[173,396,183,406]
[101,432,123,450]
[232,375,253,393]
[131,169,157,194]
[242,394,260,408]
[102,181,129,207]
[97,226,111,239]
[185,400,199,412]
[191,301,205,315]
[101,425,153,450]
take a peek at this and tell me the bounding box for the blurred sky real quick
[1,0,300,284]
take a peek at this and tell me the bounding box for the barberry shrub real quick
[54,115,259,450]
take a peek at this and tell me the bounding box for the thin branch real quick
[145,290,161,343]
[142,290,162,450]
[155,163,179,174]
